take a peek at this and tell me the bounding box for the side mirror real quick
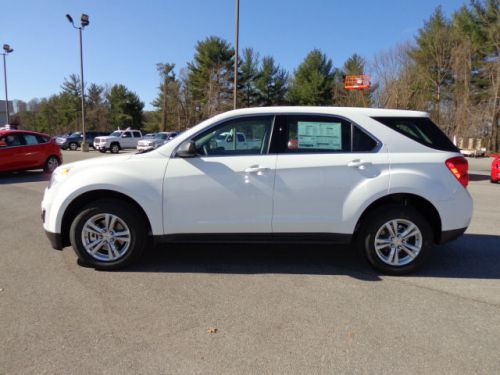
[177,141,197,158]
[0,140,6,147]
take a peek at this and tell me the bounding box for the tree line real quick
[12,0,499,151]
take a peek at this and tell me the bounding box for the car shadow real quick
[122,234,500,281]
[0,170,49,184]
[468,173,491,182]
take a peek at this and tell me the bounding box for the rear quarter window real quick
[372,116,458,152]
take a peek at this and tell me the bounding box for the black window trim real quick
[172,112,382,158]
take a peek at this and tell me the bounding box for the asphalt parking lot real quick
[0,151,499,374]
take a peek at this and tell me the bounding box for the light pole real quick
[66,13,90,152]
[1,44,13,125]
[233,0,239,110]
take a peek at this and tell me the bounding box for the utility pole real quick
[2,44,13,125]
[233,0,240,110]
[66,13,90,152]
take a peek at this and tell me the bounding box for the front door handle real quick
[245,165,269,174]
[347,159,371,170]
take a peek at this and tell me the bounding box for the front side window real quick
[122,132,132,138]
[192,116,274,156]
[1,133,24,147]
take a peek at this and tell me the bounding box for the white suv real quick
[41,107,472,274]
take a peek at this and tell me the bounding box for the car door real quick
[0,134,21,171]
[132,131,142,147]
[20,133,45,169]
[272,114,389,234]
[0,133,26,171]
[121,131,133,148]
[163,115,276,234]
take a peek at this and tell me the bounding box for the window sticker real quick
[297,121,342,150]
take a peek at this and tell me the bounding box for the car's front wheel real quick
[69,142,78,151]
[357,205,433,275]
[69,199,148,270]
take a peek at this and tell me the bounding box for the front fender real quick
[45,157,167,235]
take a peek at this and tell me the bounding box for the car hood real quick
[61,153,133,171]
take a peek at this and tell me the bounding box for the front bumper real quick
[137,145,155,152]
[45,230,64,250]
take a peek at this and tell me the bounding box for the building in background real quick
[0,100,14,125]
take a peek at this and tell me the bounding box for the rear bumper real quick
[438,227,467,244]
[45,230,64,250]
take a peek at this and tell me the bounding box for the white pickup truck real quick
[94,129,143,153]
[214,132,262,151]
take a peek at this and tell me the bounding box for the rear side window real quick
[283,115,351,153]
[372,117,458,152]
[23,134,39,145]
[274,115,378,153]
[133,131,141,138]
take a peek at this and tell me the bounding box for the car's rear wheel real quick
[357,205,433,275]
[44,156,60,173]
[110,143,120,154]
[69,199,147,270]
[69,142,78,151]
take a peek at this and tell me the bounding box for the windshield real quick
[144,134,155,139]
[110,131,122,137]
[70,132,81,137]
[155,133,168,140]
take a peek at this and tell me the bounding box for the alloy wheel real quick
[81,213,131,262]
[374,219,423,266]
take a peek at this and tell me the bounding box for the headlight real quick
[48,167,74,189]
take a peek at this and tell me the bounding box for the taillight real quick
[446,156,469,188]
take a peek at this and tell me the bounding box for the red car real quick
[492,154,500,183]
[0,129,62,173]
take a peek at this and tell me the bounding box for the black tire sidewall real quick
[358,205,433,275]
[69,142,78,151]
[44,156,60,173]
[69,200,147,270]
[110,144,120,153]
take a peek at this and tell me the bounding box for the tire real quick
[110,143,120,154]
[99,148,106,153]
[69,142,78,151]
[356,205,433,275]
[69,199,148,270]
[43,156,60,173]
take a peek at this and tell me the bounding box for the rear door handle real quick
[245,165,269,174]
[347,159,371,170]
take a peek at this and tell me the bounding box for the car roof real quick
[215,106,429,119]
[0,129,50,137]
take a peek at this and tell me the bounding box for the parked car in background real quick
[93,129,143,153]
[0,129,62,173]
[491,154,499,183]
[42,107,472,274]
[56,131,110,151]
[137,131,179,152]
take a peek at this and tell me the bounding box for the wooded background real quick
[12,1,499,151]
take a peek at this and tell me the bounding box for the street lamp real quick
[66,13,90,152]
[233,0,239,110]
[1,44,14,125]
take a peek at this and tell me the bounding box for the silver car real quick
[136,132,178,152]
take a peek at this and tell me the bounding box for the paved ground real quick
[0,151,499,374]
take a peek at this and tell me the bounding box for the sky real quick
[2,0,466,110]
